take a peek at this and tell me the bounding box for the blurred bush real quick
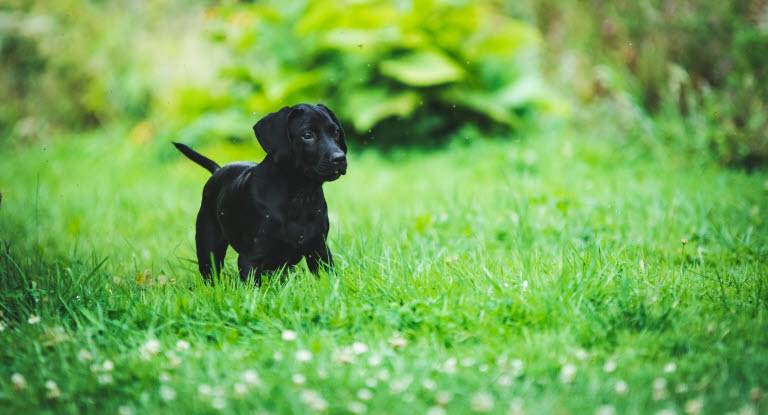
[163,0,562,148]
[0,0,209,144]
[531,0,768,169]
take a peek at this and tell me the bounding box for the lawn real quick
[0,124,766,414]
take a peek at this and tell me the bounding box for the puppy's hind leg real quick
[195,202,228,282]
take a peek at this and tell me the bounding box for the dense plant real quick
[168,0,560,147]
[531,0,768,169]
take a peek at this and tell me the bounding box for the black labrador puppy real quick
[173,103,347,285]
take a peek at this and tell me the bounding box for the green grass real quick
[0,124,766,414]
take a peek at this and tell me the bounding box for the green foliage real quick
[531,0,768,169]
[176,0,561,147]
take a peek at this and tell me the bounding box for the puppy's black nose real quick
[331,152,347,166]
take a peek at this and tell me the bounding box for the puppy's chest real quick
[265,189,328,246]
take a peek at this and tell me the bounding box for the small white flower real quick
[241,370,260,386]
[45,380,60,399]
[435,390,453,406]
[233,382,247,397]
[388,336,407,349]
[335,348,355,364]
[198,384,213,396]
[461,357,476,367]
[159,385,176,401]
[282,330,297,341]
[470,391,494,412]
[140,339,161,360]
[159,372,171,382]
[117,405,133,415]
[273,351,283,361]
[655,409,676,415]
[365,378,377,388]
[497,375,513,386]
[376,369,390,381]
[28,314,41,325]
[300,390,328,411]
[296,349,313,362]
[603,360,617,373]
[367,355,382,366]
[0,322,5,331]
[615,379,628,394]
[664,362,677,373]
[685,397,703,415]
[427,406,446,415]
[653,378,667,400]
[292,373,307,385]
[102,360,114,371]
[78,349,93,362]
[211,396,226,410]
[423,378,438,390]
[97,373,113,385]
[175,340,190,351]
[352,342,368,355]
[347,401,366,414]
[357,388,373,400]
[166,352,182,369]
[596,405,616,415]
[522,280,529,292]
[389,377,412,394]
[510,359,524,377]
[559,363,577,383]
[11,373,26,390]
[574,349,588,361]
[509,397,524,415]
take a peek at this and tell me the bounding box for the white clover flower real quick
[574,349,588,361]
[347,401,367,414]
[497,375,513,387]
[427,406,446,415]
[102,360,114,371]
[470,391,494,412]
[509,397,524,415]
[198,384,213,396]
[241,370,260,386]
[603,360,617,373]
[28,314,41,325]
[352,342,368,355]
[596,405,616,415]
[117,405,133,415]
[282,330,297,341]
[615,379,629,394]
[97,373,113,385]
[296,349,312,362]
[140,339,161,360]
[357,388,373,400]
[292,373,307,385]
[159,372,171,382]
[175,340,190,351]
[376,369,390,381]
[300,389,328,411]
[233,382,247,397]
[653,378,668,400]
[160,385,176,401]
[367,355,382,367]
[11,373,26,390]
[78,349,93,362]
[664,362,677,373]
[388,337,407,349]
[685,397,703,415]
[461,357,476,367]
[522,280,529,292]
[166,352,182,369]
[422,378,438,390]
[654,409,676,415]
[211,396,226,410]
[510,359,524,377]
[365,378,377,388]
[436,390,453,406]
[45,380,60,399]
[559,363,576,383]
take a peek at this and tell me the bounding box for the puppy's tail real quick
[172,142,220,174]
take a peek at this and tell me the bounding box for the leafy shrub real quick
[531,0,768,169]
[172,0,562,147]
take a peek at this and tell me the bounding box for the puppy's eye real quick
[333,129,340,138]
[302,131,313,140]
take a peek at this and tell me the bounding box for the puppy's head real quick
[254,104,347,182]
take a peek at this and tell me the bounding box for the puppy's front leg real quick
[237,254,264,286]
[306,240,334,275]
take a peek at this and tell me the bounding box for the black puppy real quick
[173,103,347,285]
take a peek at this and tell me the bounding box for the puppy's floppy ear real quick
[253,106,296,163]
[317,104,346,153]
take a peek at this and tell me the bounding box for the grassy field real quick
[0,124,766,415]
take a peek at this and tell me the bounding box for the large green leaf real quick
[344,89,419,131]
[380,51,464,86]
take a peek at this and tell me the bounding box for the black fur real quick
[174,103,347,285]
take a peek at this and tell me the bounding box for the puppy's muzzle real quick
[331,153,347,175]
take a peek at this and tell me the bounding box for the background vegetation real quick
[1,0,766,414]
